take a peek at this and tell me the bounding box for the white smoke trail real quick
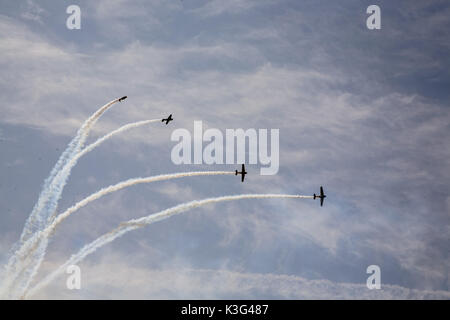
[20,98,120,243]
[0,97,121,298]
[1,119,160,298]
[7,171,234,298]
[3,238,49,299]
[25,194,313,298]
[45,119,160,223]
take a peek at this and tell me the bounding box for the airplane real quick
[235,164,247,182]
[162,114,173,125]
[313,186,326,207]
[118,96,127,102]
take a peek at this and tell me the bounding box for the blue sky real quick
[0,0,449,299]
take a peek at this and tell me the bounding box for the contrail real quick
[20,97,121,243]
[25,194,313,298]
[8,171,235,298]
[0,119,160,298]
[0,97,122,298]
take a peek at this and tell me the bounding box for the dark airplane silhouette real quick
[313,186,326,207]
[162,114,173,125]
[118,96,127,102]
[235,164,247,182]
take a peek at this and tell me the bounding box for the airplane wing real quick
[320,197,324,207]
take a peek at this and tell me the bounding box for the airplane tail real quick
[313,193,316,199]
[235,170,238,175]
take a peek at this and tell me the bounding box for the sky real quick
[0,0,449,299]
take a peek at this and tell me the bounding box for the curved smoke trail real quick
[0,119,160,298]
[25,194,313,298]
[45,119,160,223]
[0,97,120,298]
[20,98,120,243]
[8,171,234,298]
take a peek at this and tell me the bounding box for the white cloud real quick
[20,0,46,24]
[31,256,450,299]
[190,0,271,17]
[1,1,450,298]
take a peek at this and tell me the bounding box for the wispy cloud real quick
[1,0,449,298]
[20,0,46,24]
[32,257,450,299]
[190,0,271,18]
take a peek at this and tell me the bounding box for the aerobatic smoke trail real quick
[1,119,160,298]
[0,98,121,298]
[8,171,234,298]
[45,119,160,223]
[25,194,312,298]
[2,238,49,299]
[20,98,120,243]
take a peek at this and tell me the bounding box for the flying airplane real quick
[235,164,247,182]
[118,96,127,102]
[162,114,173,125]
[313,186,326,207]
